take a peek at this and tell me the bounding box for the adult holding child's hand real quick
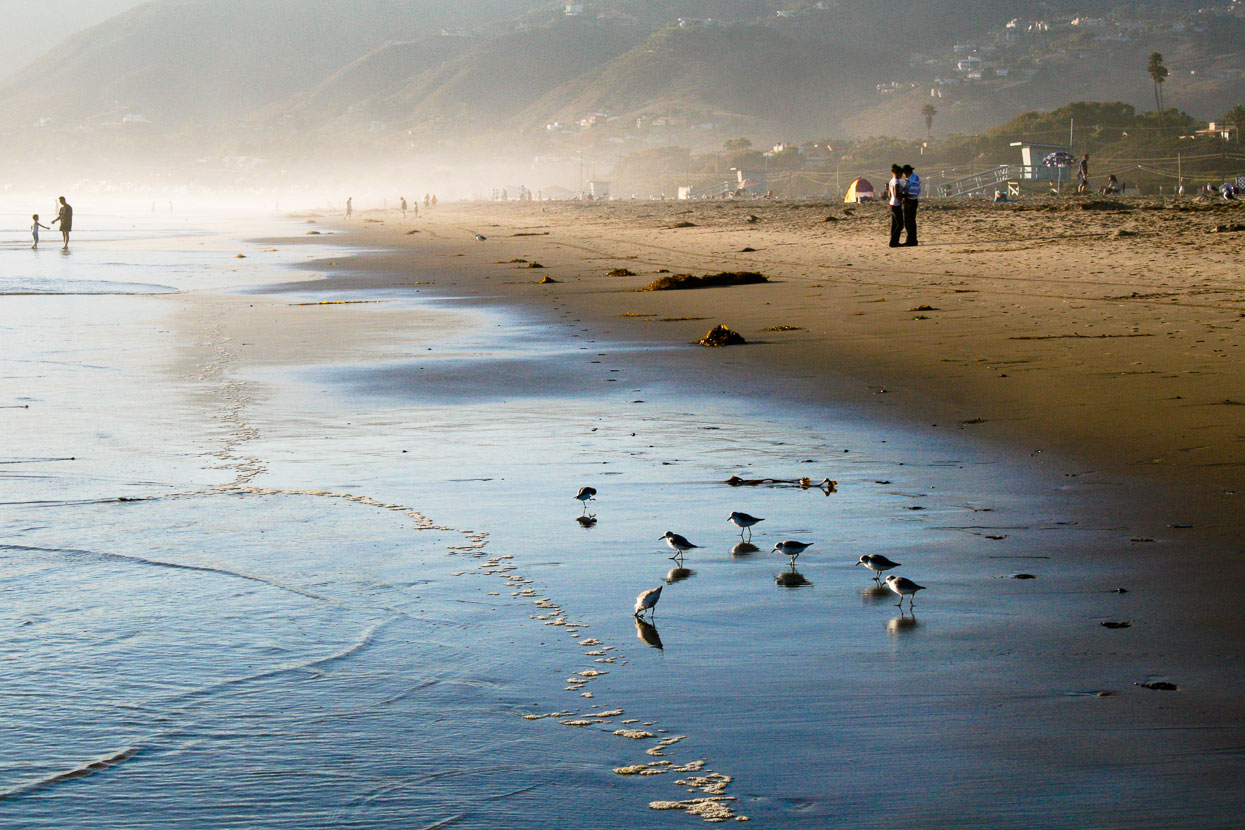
[50,196,73,249]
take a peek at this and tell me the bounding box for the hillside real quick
[290,19,652,136]
[0,0,537,126]
[520,24,880,137]
[0,0,1237,169]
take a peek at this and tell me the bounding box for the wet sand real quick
[234,198,1244,825]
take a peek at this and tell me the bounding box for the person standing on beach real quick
[887,164,905,248]
[400,196,407,217]
[1077,155,1090,194]
[30,214,49,249]
[901,164,920,246]
[50,197,72,249]
[345,197,353,219]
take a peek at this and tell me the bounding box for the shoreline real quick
[3,209,1241,826]
[273,198,1243,550]
[239,201,1245,824]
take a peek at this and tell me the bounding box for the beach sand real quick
[244,196,1243,824]
[3,200,1241,827]
[305,197,1244,531]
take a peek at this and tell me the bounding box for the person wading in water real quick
[50,196,73,249]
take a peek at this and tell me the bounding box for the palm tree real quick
[922,103,937,137]
[1147,52,1169,114]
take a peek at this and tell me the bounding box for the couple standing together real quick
[887,164,920,247]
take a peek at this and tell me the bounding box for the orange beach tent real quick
[844,178,875,202]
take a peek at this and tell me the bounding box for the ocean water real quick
[1,213,1238,828]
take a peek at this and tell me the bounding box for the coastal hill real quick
[0,0,1238,158]
[0,0,536,125]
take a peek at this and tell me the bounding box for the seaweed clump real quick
[697,325,746,347]
[640,272,768,292]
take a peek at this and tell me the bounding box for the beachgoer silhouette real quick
[886,164,904,248]
[901,164,920,246]
[50,197,73,249]
[345,197,353,219]
[31,214,49,249]
[400,196,407,217]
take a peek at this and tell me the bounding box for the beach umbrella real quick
[1041,151,1076,167]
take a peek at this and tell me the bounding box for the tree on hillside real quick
[1224,104,1245,145]
[723,137,752,153]
[1147,52,1168,114]
[922,103,937,137]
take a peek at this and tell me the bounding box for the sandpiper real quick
[634,585,663,618]
[661,531,701,557]
[856,554,901,580]
[728,511,764,538]
[575,486,597,511]
[772,539,813,558]
[885,574,925,606]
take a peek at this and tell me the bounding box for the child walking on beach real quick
[31,214,49,249]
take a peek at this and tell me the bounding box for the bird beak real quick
[853,561,860,566]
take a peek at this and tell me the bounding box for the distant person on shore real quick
[887,164,905,248]
[431,194,438,207]
[1076,155,1090,194]
[901,163,920,246]
[30,214,49,249]
[400,196,407,217]
[50,197,72,249]
[423,193,431,208]
[345,197,353,219]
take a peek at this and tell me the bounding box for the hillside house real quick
[957,57,983,72]
[1196,121,1239,141]
[565,4,584,16]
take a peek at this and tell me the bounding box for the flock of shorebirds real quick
[573,486,927,620]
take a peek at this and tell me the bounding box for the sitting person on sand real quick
[1100,174,1120,195]
[31,214,49,249]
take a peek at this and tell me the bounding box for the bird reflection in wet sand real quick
[635,617,664,650]
[860,582,894,605]
[775,562,812,588]
[665,566,696,584]
[576,514,597,527]
[887,611,920,634]
[731,541,760,557]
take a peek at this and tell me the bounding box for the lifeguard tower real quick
[936,141,1074,198]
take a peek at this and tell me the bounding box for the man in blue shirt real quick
[901,165,920,246]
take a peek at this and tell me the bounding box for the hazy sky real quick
[0,0,148,78]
